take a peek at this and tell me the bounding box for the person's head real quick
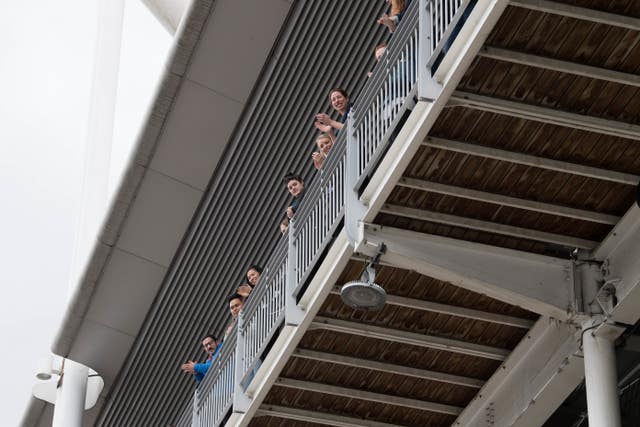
[246,265,263,286]
[328,88,349,114]
[374,43,387,62]
[388,0,405,16]
[316,134,333,154]
[237,283,252,298]
[284,173,304,197]
[280,217,289,235]
[201,334,218,356]
[228,293,245,318]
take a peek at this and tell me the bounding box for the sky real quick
[0,1,170,424]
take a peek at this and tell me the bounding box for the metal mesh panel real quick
[97,1,388,426]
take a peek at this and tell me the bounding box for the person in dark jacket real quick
[284,173,305,219]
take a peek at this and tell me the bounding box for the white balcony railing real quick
[179,0,475,425]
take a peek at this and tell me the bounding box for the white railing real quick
[178,0,475,424]
[292,134,347,296]
[191,328,236,427]
[239,239,287,378]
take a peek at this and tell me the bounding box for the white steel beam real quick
[357,224,575,319]
[592,206,640,326]
[255,405,405,427]
[510,0,640,31]
[330,287,535,329]
[381,203,599,249]
[312,316,510,361]
[275,378,464,416]
[478,46,640,87]
[422,137,640,185]
[453,317,584,427]
[292,348,485,388]
[449,91,640,141]
[398,177,619,225]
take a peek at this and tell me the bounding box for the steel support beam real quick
[582,319,622,427]
[450,91,640,141]
[453,317,584,427]
[510,0,640,31]
[312,316,510,361]
[255,405,405,427]
[276,378,464,416]
[422,137,640,185]
[398,177,619,224]
[330,287,534,329]
[479,46,640,87]
[357,224,575,319]
[381,203,598,249]
[592,206,640,326]
[292,348,485,388]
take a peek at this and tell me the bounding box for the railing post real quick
[285,219,304,325]
[344,111,367,247]
[232,314,251,413]
[191,388,199,427]
[418,0,442,101]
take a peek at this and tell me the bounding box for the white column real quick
[52,359,89,427]
[582,323,621,427]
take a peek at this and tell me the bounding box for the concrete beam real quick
[397,177,619,225]
[449,91,640,142]
[255,405,405,427]
[292,348,485,388]
[478,46,640,87]
[330,287,535,329]
[275,378,464,416]
[312,316,510,361]
[510,0,640,31]
[380,203,598,249]
[422,137,640,186]
[357,224,575,319]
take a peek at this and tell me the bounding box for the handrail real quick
[178,1,476,424]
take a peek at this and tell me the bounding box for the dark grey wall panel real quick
[97,1,389,425]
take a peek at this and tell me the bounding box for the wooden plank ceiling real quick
[251,0,640,425]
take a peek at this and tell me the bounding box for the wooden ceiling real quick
[250,1,640,425]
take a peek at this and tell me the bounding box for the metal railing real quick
[178,0,475,424]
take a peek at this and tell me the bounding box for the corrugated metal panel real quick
[97,1,389,426]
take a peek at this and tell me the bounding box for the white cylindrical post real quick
[582,325,621,427]
[52,359,89,427]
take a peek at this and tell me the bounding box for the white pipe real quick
[582,323,622,427]
[52,360,89,427]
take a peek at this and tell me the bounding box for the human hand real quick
[181,361,196,373]
[315,113,333,126]
[312,152,324,170]
[314,121,332,133]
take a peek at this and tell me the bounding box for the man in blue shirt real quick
[180,334,222,382]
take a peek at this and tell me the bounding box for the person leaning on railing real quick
[246,265,263,287]
[314,88,352,138]
[279,216,289,235]
[311,133,334,170]
[283,173,305,219]
[225,293,245,339]
[180,334,222,382]
[377,0,411,33]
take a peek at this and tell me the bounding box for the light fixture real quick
[340,244,387,311]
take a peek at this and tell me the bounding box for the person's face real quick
[330,91,348,113]
[280,221,289,234]
[247,269,260,286]
[202,337,216,355]
[287,179,304,197]
[375,46,386,62]
[229,297,243,318]
[317,137,333,154]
